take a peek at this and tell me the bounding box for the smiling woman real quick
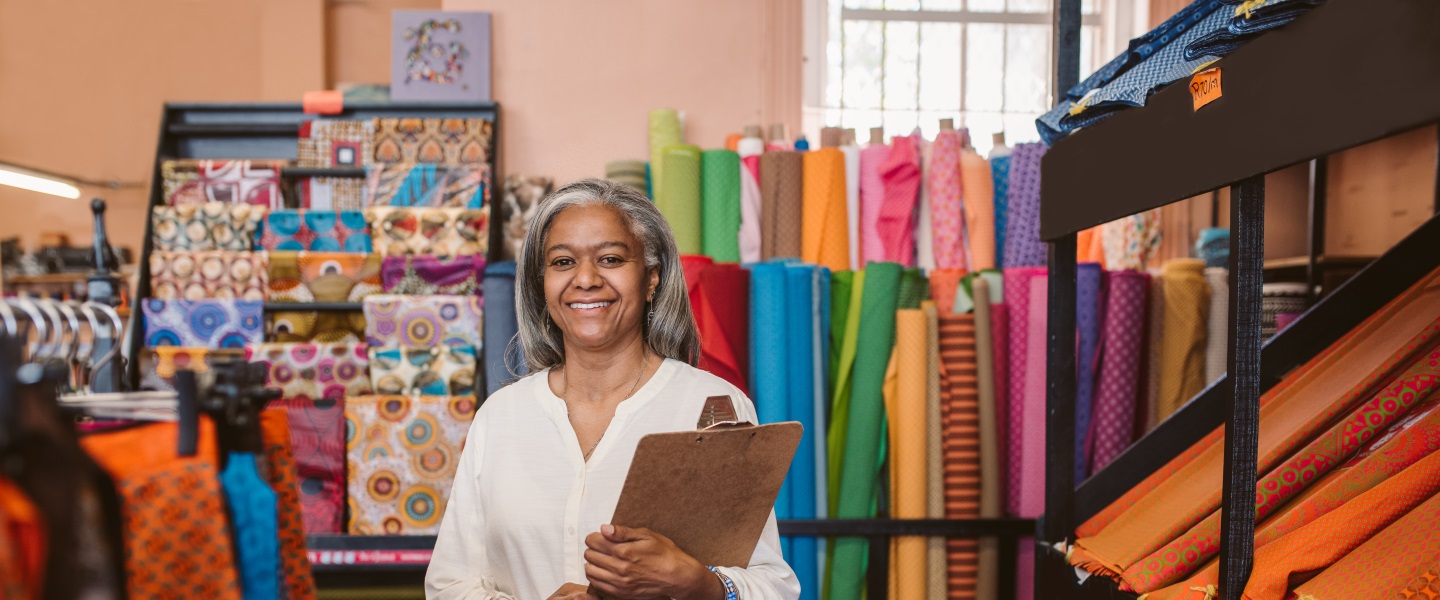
[425,179,800,600]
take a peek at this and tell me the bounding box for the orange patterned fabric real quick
[800,148,851,273]
[81,419,241,600]
[0,477,44,600]
[1291,488,1440,599]
[1399,568,1440,599]
[939,313,981,599]
[1071,267,1440,580]
[260,409,318,600]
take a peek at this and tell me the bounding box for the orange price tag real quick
[303,90,344,115]
[1189,68,1223,111]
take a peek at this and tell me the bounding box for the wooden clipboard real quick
[607,396,803,568]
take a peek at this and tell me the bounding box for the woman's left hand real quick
[583,524,723,600]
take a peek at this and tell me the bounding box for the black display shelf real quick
[280,167,368,178]
[263,302,365,312]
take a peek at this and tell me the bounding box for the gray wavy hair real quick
[514,178,699,371]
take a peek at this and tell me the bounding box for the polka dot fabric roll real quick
[258,210,373,252]
[362,294,483,350]
[345,395,475,535]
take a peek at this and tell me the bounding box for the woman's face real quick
[543,204,659,355]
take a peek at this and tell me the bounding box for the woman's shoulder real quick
[476,369,550,417]
[659,360,758,418]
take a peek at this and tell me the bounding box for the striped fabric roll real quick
[939,313,981,599]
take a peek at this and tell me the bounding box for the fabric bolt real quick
[482,262,527,396]
[1069,269,1440,581]
[258,411,319,600]
[1121,347,1440,593]
[1086,271,1150,474]
[801,148,851,272]
[1203,267,1229,383]
[298,176,364,211]
[604,160,648,194]
[1290,486,1440,600]
[368,345,478,396]
[923,302,947,600]
[788,265,827,600]
[990,156,1011,268]
[1000,143,1047,268]
[1101,210,1164,271]
[890,310,932,599]
[266,251,383,303]
[1015,275,1052,600]
[150,250,268,301]
[143,298,264,348]
[877,135,922,267]
[827,270,865,517]
[842,144,861,271]
[759,151,804,260]
[1002,267,1044,515]
[859,143,892,265]
[939,313,982,599]
[648,109,683,198]
[656,144,703,254]
[930,269,966,318]
[737,136,765,263]
[363,294,483,349]
[363,206,490,258]
[829,263,901,600]
[220,452,280,600]
[700,150,742,262]
[961,149,996,271]
[928,129,965,271]
[684,259,750,394]
[0,477,44,600]
[380,255,486,296]
[1143,276,1167,431]
[915,131,936,273]
[1195,228,1230,267]
[80,420,242,600]
[297,119,372,168]
[372,118,492,165]
[1073,264,1103,480]
[749,262,799,565]
[1262,282,1310,338]
[989,302,1010,499]
[971,278,1001,600]
[259,210,372,252]
[152,202,267,252]
[1078,226,1108,266]
[1156,259,1210,422]
[248,342,373,402]
[364,163,489,209]
[268,311,367,343]
[162,159,286,209]
[346,395,476,535]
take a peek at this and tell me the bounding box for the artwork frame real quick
[390,10,492,103]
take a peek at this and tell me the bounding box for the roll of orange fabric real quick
[960,149,995,271]
[802,148,851,272]
[890,310,931,599]
[939,313,982,599]
[1289,484,1440,599]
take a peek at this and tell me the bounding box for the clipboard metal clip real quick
[698,395,753,430]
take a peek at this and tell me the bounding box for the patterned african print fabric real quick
[298,120,372,168]
[258,210,372,252]
[363,294,483,349]
[368,345,478,396]
[371,118,493,165]
[298,177,364,211]
[1291,488,1440,600]
[246,343,373,401]
[363,206,490,258]
[140,347,245,392]
[364,163,489,209]
[161,159,287,209]
[380,255,485,296]
[258,409,318,600]
[267,311,367,344]
[265,251,382,303]
[80,419,242,600]
[345,395,476,535]
[151,203,267,252]
[142,299,264,348]
[149,250,268,301]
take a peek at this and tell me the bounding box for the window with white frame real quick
[805,0,1144,155]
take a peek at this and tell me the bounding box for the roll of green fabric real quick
[829,262,902,600]
[649,109,682,200]
[700,150,742,262]
[605,160,649,195]
[658,144,702,254]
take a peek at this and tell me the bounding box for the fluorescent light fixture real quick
[0,164,82,199]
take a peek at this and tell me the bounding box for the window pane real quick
[1083,0,1098,15]
[921,0,962,9]
[1007,0,1049,14]
[883,110,919,137]
[844,0,884,9]
[966,23,1005,112]
[885,0,921,10]
[919,22,961,111]
[883,21,920,110]
[842,20,885,109]
[844,108,885,133]
[1002,112,1043,144]
[965,111,1005,155]
[970,0,1006,13]
[1004,23,1050,112]
[1080,25,1096,79]
[826,0,844,108]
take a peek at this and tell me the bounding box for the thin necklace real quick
[564,351,649,461]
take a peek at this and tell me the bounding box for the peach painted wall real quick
[441,0,804,184]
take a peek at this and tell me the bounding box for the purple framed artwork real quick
[391,10,492,103]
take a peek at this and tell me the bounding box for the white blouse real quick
[425,358,801,600]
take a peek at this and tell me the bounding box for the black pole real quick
[1306,159,1328,301]
[1040,235,1078,599]
[1219,176,1264,598]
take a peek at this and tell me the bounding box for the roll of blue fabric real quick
[1074,263,1104,480]
[482,261,527,397]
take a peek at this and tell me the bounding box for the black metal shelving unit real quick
[1040,0,1440,597]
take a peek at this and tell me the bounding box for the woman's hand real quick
[583,524,725,600]
[548,582,600,600]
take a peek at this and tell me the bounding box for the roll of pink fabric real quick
[928,129,965,270]
[877,134,921,266]
[737,136,765,263]
[859,142,891,265]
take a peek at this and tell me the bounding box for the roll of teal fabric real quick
[658,144,703,254]
[785,263,824,600]
[701,150,742,262]
[750,262,794,566]
[829,262,902,600]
